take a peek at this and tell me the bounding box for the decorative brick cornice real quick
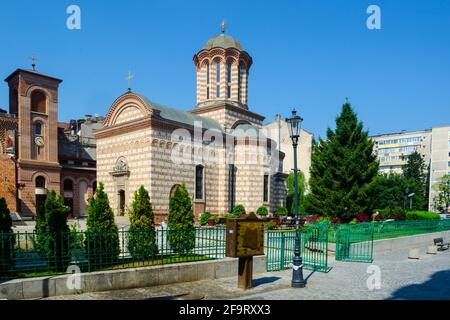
[102,92,153,127]
[190,102,265,122]
[193,47,253,70]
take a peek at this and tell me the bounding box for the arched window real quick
[195,165,204,200]
[63,179,73,191]
[170,184,181,199]
[238,67,242,102]
[93,181,97,193]
[35,122,42,136]
[216,62,221,98]
[35,176,46,188]
[31,91,47,113]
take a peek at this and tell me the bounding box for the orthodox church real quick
[95,25,288,222]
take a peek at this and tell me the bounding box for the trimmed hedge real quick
[406,211,440,221]
[256,206,269,216]
[275,207,288,217]
[199,212,211,226]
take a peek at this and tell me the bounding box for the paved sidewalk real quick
[41,244,450,300]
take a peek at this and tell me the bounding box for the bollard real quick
[427,245,438,255]
[408,248,420,259]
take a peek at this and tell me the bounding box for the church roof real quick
[204,34,243,50]
[137,95,223,132]
[232,123,267,139]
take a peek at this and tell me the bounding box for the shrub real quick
[231,204,246,216]
[213,215,220,224]
[128,186,158,260]
[355,213,369,223]
[275,207,288,217]
[304,215,322,223]
[406,211,440,221]
[199,212,211,226]
[256,206,269,216]
[0,198,14,274]
[264,220,277,230]
[168,182,195,254]
[85,183,120,268]
[34,190,70,272]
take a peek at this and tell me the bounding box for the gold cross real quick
[30,54,37,71]
[126,70,134,92]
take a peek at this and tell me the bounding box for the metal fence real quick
[0,227,226,278]
[265,224,329,273]
[335,223,374,262]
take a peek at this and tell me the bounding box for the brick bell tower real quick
[4,66,63,217]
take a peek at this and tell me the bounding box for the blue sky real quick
[0,0,449,138]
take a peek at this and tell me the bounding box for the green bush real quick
[275,207,288,217]
[256,206,269,216]
[213,215,220,224]
[231,204,246,216]
[406,211,440,221]
[128,186,158,260]
[168,182,195,254]
[34,190,70,272]
[85,183,120,268]
[264,220,277,230]
[199,212,211,226]
[0,198,14,274]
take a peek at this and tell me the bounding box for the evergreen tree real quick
[286,171,306,215]
[402,151,428,210]
[168,182,195,254]
[370,174,409,211]
[0,198,14,274]
[85,183,119,268]
[128,186,158,260]
[304,101,379,222]
[34,190,70,272]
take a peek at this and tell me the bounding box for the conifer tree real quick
[34,190,70,271]
[168,182,195,254]
[305,101,379,222]
[128,186,158,260]
[402,151,428,210]
[286,171,306,215]
[85,183,119,267]
[0,198,14,274]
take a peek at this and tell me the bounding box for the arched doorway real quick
[118,190,125,215]
[63,179,74,218]
[79,180,88,216]
[35,176,47,217]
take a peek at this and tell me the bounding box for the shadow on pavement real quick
[388,269,450,300]
[253,276,282,287]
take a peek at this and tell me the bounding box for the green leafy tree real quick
[433,174,450,213]
[0,198,14,274]
[231,204,246,216]
[402,151,428,210]
[305,101,379,222]
[286,171,306,215]
[370,174,409,211]
[34,190,70,272]
[85,183,119,268]
[167,182,195,254]
[256,206,269,216]
[128,186,158,260]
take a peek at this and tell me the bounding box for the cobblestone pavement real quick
[42,244,450,300]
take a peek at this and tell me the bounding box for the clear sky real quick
[0,0,449,138]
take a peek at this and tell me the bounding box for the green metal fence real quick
[265,224,329,273]
[0,227,226,278]
[335,223,374,263]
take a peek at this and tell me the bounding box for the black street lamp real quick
[286,109,306,288]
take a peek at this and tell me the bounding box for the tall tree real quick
[128,186,158,260]
[305,101,379,222]
[433,174,450,213]
[34,190,70,271]
[402,151,428,210]
[286,171,306,215]
[85,183,119,268]
[370,174,409,211]
[168,182,195,254]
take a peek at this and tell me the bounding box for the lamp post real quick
[286,109,306,288]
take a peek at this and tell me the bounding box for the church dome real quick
[203,34,243,51]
